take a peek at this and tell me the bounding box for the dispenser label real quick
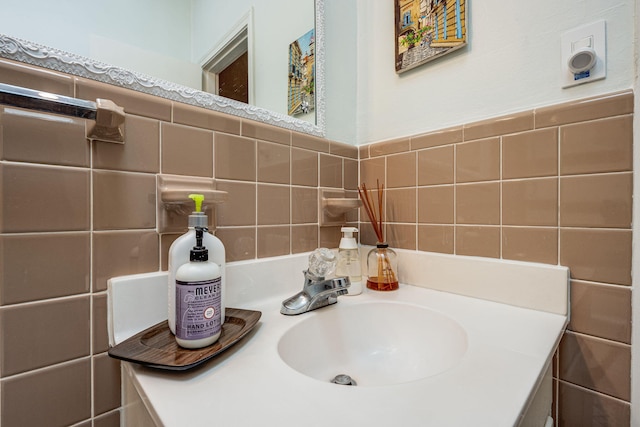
[176,277,222,341]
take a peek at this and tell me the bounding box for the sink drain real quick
[331,374,357,386]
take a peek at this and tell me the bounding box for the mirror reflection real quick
[0,0,322,134]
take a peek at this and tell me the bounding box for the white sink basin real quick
[277,302,468,386]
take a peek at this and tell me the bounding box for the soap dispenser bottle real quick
[168,194,226,335]
[336,227,363,295]
[175,226,222,349]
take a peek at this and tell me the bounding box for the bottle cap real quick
[339,227,358,250]
[187,193,209,228]
[190,226,209,262]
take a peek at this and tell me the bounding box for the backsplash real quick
[0,54,632,427]
[359,90,633,426]
[0,57,356,426]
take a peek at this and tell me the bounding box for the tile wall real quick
[0,58,357,426]
[359,90,633,427]
[0,56,633,427]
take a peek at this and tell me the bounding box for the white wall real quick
[191,0,314,117]
[354,0,636,144]
[324,0,358,144]
[0,0,200,88]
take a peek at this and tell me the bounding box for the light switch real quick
[561,20,606,88]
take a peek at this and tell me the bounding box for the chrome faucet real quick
[280,270,350,315]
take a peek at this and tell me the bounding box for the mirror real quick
[0,0,325,136]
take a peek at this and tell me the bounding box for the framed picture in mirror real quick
[288,29,316,118]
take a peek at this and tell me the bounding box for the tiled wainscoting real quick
[0,58,356,426]
[359,90,633,426]
[0,54,633,427]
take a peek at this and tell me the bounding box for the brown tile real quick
[502,227,558,264]
[330,141,358,159]
[359,145,369,159]
[257,226,290,257]
[456,137,500,183]
[369,137,410,157]
[94,115,159,173]
[291,187,318,224]
[386,188,416,223]
[0,163,89,232]
[387,224,416,250]
[360,156,385,187]
[345,190,360,223]
[503,178,558,226]
[418,225,454,254]
[411,126,463,150]
[291,148,318,187]
[558,381,630,427]
[214,133,256,181]
[560,228,631,285]
[93,353,121,416]
[215,181,256,226]
[359,223,380,246]
[559,331,630,400]
[0,358,90,426]
[319,226,342,248]
[456,182,500,225]
[418,145,454,185]
[387,152,416,188]
[257,184,290,225]
[560,115,633,175]
[216,227,256,261]
[292,224,319,254]
[93,170,156,230]
[320,154,343,188]
[464,111,534,141]
[0,296,90,376]
[560,173,632,228]
[502,128,558,179]
[569,280,631,344]
[536,90,634,128]
[173,102,241,134]
[75,77,171,121]
[93,231,159,292]
[161,123,213,177]
[242,120,290,145]
[1,106,89,166]
[0,58,74,95]
[94,411,121,427]
[291,131,330,153]
[0,233,90,305]
[258,141,290,184]
[344,158,358,190]
[93,294,109,353]
[418,186,454,224]
[456,226,500,258]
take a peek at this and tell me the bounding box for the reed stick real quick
[357,180,385,243]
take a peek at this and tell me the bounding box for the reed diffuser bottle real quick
[358,180,399,291]
[366,243,398,291]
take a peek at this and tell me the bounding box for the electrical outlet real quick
[561,20,606,88]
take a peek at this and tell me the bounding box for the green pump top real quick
[187,193,208,228]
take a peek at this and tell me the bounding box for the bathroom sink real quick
[277,302,468,386]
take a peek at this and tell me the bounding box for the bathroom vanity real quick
[109,250,568,427]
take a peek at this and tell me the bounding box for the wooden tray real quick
[108,307,261,370]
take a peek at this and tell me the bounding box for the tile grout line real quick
[88,128,96,421]
[557,126,561,266]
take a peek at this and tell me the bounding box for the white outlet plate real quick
[561,20,606,88]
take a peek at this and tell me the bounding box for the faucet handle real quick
[308,248,336,278]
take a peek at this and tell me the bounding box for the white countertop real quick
[120,283,566,427]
